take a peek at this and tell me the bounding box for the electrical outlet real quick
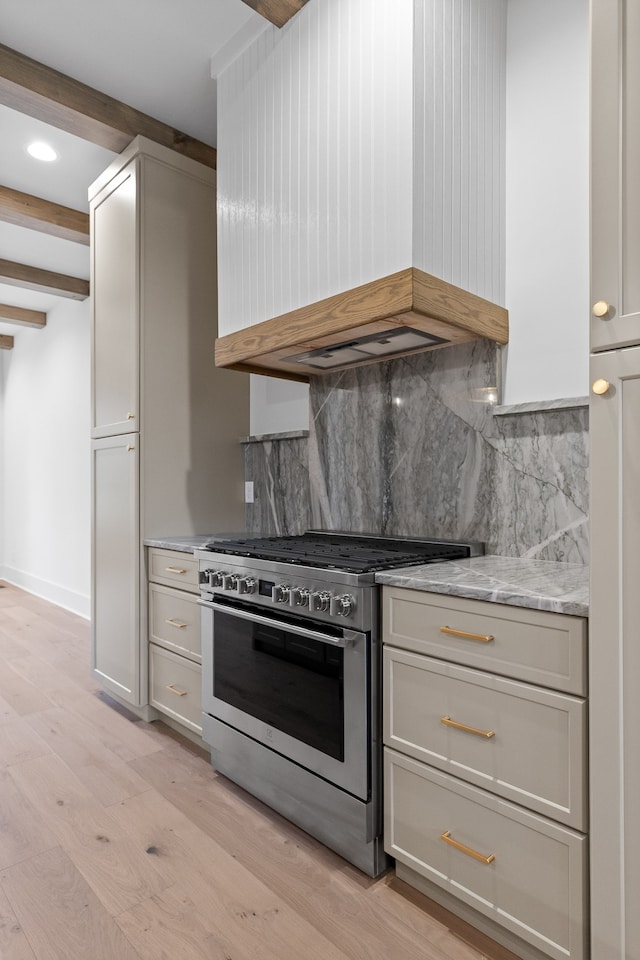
[244,481,255,503]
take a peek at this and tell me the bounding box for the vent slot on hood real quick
[285,326,448,370]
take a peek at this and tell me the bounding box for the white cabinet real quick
[589,346,640,960]
[91,163,138,438]
[589,3,640,957]
[383,587,588,960]
[148,547,202,737]
[91,436,139,700]
[89,136,249,709]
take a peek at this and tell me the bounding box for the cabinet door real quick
[590,346,640,960]
[91,435,140,704]
[591,0,640,351]
[91,161,139,438]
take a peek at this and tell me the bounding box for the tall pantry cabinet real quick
[589,3,640,959]
[89,136,248,710]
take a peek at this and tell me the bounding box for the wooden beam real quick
[0,259,89,300]
[0,185,89,245]
[238,0,310,28]
[0,302,46,328]
[0,44,216,169]
[0,335,14,350]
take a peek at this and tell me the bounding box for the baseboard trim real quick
[0,566,90,619]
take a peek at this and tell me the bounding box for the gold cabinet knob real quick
[592,378,611,396]
[592,300,611,318]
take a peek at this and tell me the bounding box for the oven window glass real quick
[213,610,344,761]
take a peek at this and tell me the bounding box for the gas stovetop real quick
[202,531,483,574]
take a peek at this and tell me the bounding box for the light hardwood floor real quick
[0,581,519,960]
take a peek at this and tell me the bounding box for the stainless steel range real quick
[196,531,483,876]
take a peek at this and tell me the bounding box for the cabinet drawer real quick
[149,644,202,734]
[384,748,587,960]
[148,548,199,593]
[384,647,586,829]
[383,587,587,695]
[149,583,201,662]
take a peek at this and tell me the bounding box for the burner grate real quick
[203,534,470,573]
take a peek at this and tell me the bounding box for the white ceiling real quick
[0,0,266,339]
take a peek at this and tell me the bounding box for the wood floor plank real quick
[0,662,55,716]
[62,690,164,762]
[8,754,168,916]
[111,789,351,960]
[115,885,261,960]
[130,752,455,960]
[0,718,51,769]
[0,885,38,959]
[26,707,151,805]
[0,770,55,871]
[0,847,142,960]
[0,691,19,726]
[0,625,31,662]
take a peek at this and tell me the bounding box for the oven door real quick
[201,598,370,801]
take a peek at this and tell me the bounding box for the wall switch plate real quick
[244,481,255,503]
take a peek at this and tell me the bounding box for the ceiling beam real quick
[238,0,310,28]
[0,43,216,169]
[0,302,47,328]
[0,185,89,245]
[0,335,14,350]
[0,259,89,300]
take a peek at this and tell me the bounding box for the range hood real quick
[214,267,508,382]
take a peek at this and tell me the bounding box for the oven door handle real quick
[201,599,361,648]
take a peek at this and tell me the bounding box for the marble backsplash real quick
[244,341,589,562]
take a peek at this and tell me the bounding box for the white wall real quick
[250,375,309,435]
[1,299,91,616]
[503,0,589,404]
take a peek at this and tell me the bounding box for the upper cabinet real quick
[213,0,509,380]
[91,161,138,437]
[591,0,640,352]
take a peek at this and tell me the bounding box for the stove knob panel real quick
[237,576,256,596]
[272,583,291,603]
[311,590,332,613]
[290,587,310,608]
[222,573,239,591]
[331,594,356,618]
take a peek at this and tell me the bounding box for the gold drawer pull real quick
[165,566,187,575]
[165,683,187,697]
[440,625,494,643]
[126,412,136,420]
[440,716,495,739]
[165,618,187,629]
[441,831,495,865]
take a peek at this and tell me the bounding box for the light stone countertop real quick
[376,555,589,617]
[144,533,248,554]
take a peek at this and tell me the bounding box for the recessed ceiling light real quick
[27,141,58,162]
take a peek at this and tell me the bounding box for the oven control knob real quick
[331,594,356,618]
[207,570,227,587]
[222,573,239,591]
[290,587,310,608]
[311,590,332,613]
[272,583,291,603]
[237,576,256,595]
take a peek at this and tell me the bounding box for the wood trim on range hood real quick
[215,267,509,382]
